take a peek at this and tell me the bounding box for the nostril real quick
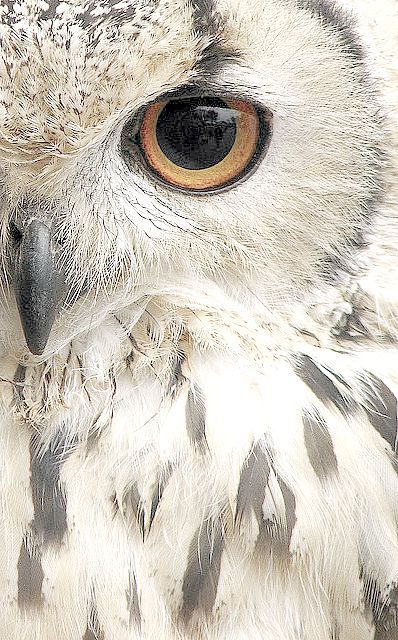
[9,221,23,244]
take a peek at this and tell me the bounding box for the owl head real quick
[0,0,383,357]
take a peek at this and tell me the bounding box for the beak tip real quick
[20,317,51,356]
[25,340,46,357]
[16,294,54,356]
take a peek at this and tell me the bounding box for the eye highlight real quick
[137,97,271,193]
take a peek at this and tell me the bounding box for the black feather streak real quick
[180,520,224,624]
[166,351,186,398]
[294,0,383,263]
[83,602,105,640]
[330,627,340,640]
[374,604,398,638]
[149,463,173,531]
[235,443,270,528]
[123,483,145,538]
[191,0,217,34]
[191,0,239,77]
[303,408,338,481]
[13,363,26,407]
[295,355,352,415]
[186,385,208,452]
[126,570,141,628]
[374,630,398,640]
[363,374,398,453]
[374,596,398,638]
[277,476,297,545]
[296,0,365,63]
[363,575,398,638]
[17,535,44,609]
[29,428,72,545]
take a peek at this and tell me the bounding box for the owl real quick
[0,0,397,639]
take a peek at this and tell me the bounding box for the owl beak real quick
[14,218,65,356]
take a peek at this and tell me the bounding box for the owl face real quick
[0,0,382,356]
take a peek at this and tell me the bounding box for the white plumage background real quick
[0,0,396,639]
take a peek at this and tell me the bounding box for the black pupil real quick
[156,98,237,170]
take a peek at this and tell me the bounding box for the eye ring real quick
[131,96,272,195]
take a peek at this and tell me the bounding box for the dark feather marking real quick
[85,414,103,453]
[41,367,52,408]
[330,627,340,640]
[39,2,58,22]
[362,375,398,453]
[363,573,380,613]
[126,333,146,358]
[186,385,208,452]
[126,571,141,628]
[180,521,224,625]
[111,492,118,518]
[113,313,147,358]
[390,587,398,604]
[374,605,398,638]
[374,631,398,640]
[83,602,105,640]
[109,366,117,424]
[196,43,239,77]
[293,0,383,263]
[75,0,159,33]
[29,429,72,545]
[303,408,338,481]
[374,591,398,638]
[190,0,240,76]
[13,363,26,407]
[191,0,218,34]
[75,354,91,403]
[277,476,297,545]
[85,371,116,453]
[149,463,173,531]
[60,346,72,396]
[17,535,44,609]
[295,355,352,415]
[295,0,365,63]
[123,483,145,538]
[166,351,186,398]
[235,443,270,528]
[363,575,398,638]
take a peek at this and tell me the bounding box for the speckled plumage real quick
[0,0,397,639]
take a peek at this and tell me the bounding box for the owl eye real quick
[137,97,271,193]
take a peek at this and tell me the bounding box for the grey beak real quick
[14,219,65,355]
